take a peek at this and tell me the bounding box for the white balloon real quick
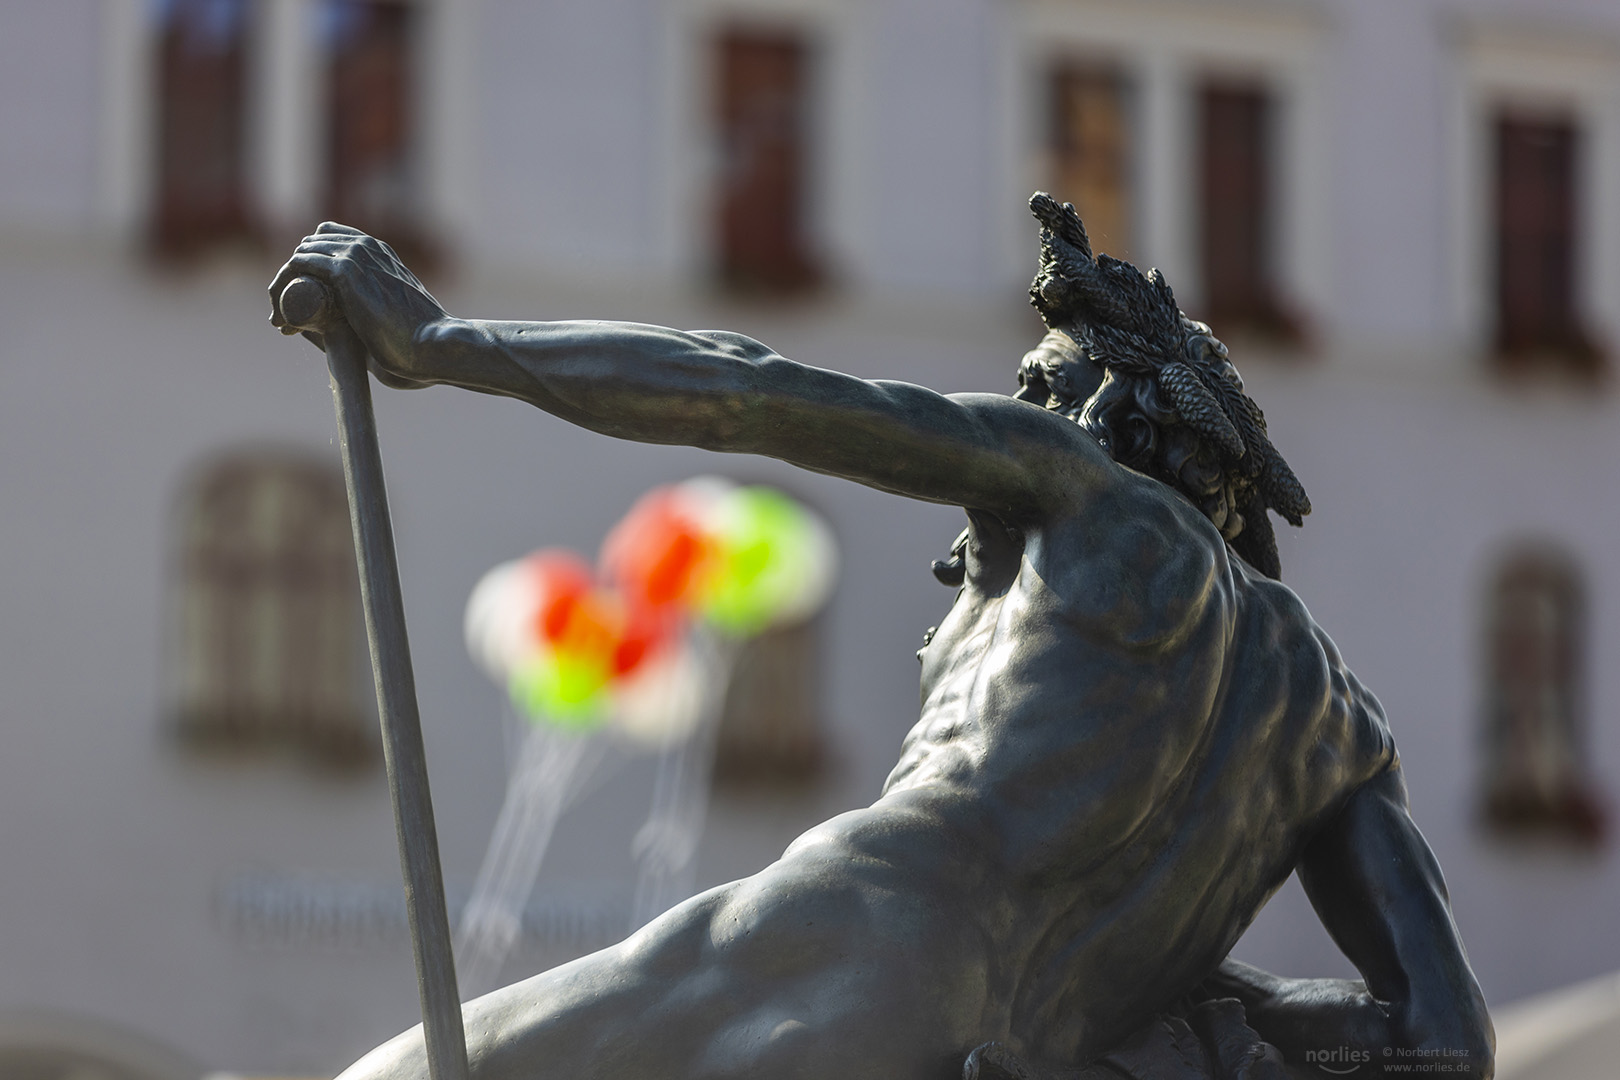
[464,558,541,681]
[612,637,711,749]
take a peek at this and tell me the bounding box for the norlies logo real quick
[1305,1046,1372,1075]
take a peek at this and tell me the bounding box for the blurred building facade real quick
[1,0,1619,1075]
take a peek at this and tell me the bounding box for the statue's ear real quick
[1065,349,1106,407]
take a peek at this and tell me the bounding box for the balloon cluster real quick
[465,478,836,743]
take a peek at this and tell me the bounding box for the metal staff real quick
[278,277,471,1080]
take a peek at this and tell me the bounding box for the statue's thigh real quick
[688,880,991,1080]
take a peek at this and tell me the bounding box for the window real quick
[150,0,258,258]
[1481,544,1605,845]
[323,0,433,266]
[1492,110,1601,376]
[1048,64,1133,259]
[171,452,374,770]
[713,618,828,788]
[714,27,820,293]
[1455,23,1620,379]
[1196,79,1298,341]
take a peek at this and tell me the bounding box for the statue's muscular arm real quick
[269,225,1109,515]
[1207,768,1494,1079]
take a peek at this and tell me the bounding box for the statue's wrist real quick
[405,315,465,381]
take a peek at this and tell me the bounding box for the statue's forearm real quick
[1214,963,1390,1061]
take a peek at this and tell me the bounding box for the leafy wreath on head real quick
[1025,192,1310,579]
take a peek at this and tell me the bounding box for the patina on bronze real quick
[271,196,1494,1080]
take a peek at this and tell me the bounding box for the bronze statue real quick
[271,195,1493,1080]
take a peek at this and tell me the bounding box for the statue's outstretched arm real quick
[269,225,1108,514]
[1209,768,1494,1078]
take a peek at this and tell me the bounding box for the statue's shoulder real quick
[1037,472,1236,649]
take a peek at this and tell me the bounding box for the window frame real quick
[1002,0,1330,345]
[97,0,474,254]
[1479,541,1606,846]
[167,448,376,769]
[654,0,864,289]
[1449,21,1620,372]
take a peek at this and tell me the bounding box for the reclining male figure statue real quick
[270,195,1493,1080]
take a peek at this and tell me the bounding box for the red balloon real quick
[601,489,715,611]
[525,552,595,646]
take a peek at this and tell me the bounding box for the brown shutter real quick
[714,28,820,293]
[151,0,257,258]
[1492,112,1600,376]
[1199,80,1273,331]
[325,1,434,267]
[1049,64,1132,259]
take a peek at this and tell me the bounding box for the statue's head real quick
[1019,193,1310,579]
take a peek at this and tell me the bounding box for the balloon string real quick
[455,724,611,998]
[629,631,739,932]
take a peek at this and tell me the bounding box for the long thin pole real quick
[279,278,471,1080]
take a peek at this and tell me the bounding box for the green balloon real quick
[509,652,610,729]
[700,488,816,635]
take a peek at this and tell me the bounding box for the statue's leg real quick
[336,888,738,1080]
[338,842,993,1080]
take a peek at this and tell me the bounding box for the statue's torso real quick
[813,467,1395,1063]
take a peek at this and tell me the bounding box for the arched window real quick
[0,1009,200,1080]
[170,451,374,769]
[713,615,829,789]
[1481,543,1605,844]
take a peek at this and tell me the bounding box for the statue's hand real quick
[268,223,449,389]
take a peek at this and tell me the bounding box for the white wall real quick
[2,0,1620,1072]
[0,1,102,235]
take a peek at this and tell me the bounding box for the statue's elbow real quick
[1465,1021,1496,1080]
[1417,1013,1494,1080]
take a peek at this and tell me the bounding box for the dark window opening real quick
[151,0,259,258]
[324,0,436,269]
[1196,79,1300,343]
[1492,111,1602,378]
[1481,544,1606,846]
[1049,63,1133,260]
[171,452,375,771]
[714,28,821,295]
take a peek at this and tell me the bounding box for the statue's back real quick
[872,469,1396,1063]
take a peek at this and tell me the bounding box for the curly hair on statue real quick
[1022,192,1310,580]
